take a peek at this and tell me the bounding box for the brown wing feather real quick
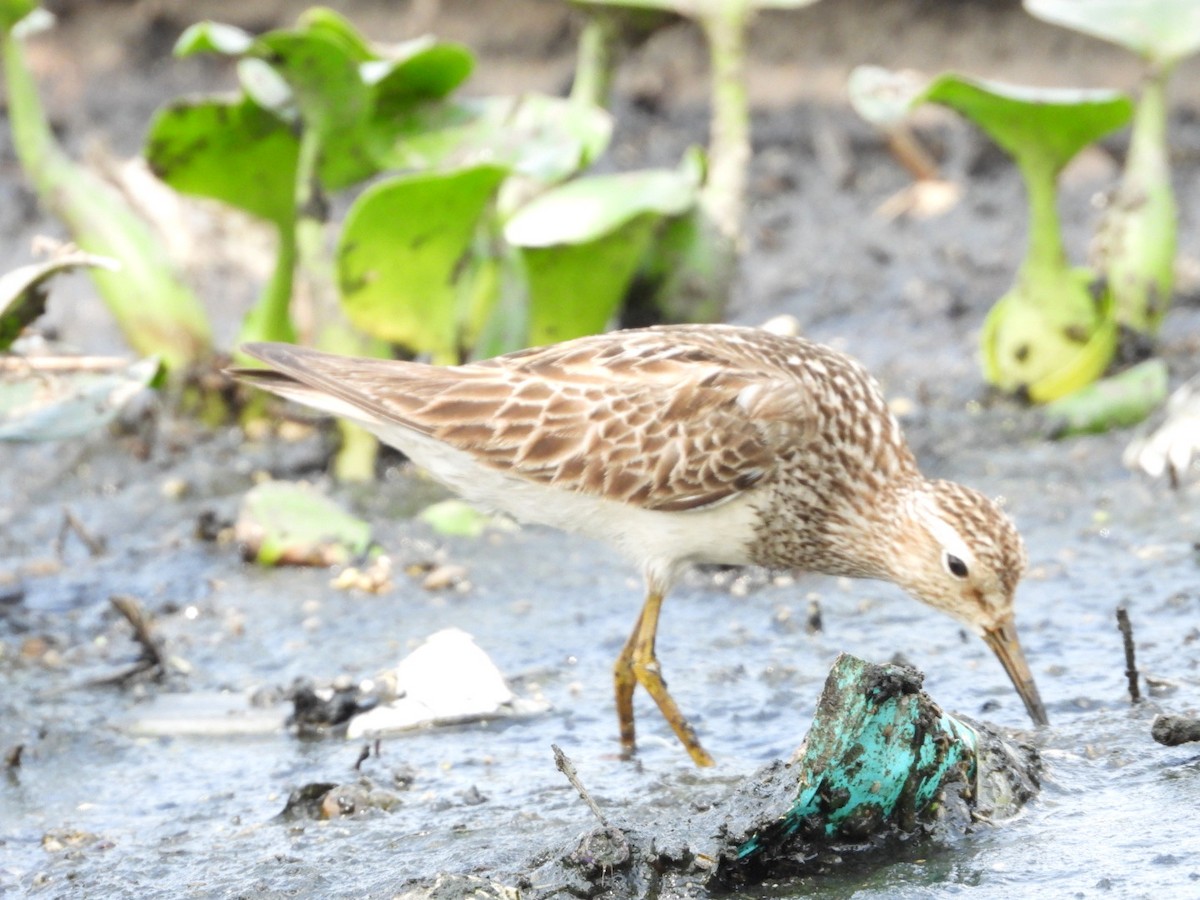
[237,328,821,512]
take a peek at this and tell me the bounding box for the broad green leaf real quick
[369,41,475,114]
[847,65,929,127]
[0,0,36,34]
[1026,0,1200,67]
[0,357,159,442]
[635,206,728,324]
[254,30,367,137]
[298,6,373,63]
[520,215,661,346]
[251,29,378,188]
[174,21,253,57]
[383,95,613,182]
[337,165,508,358]
[507,169,699,345]
[0,252,118,350]
[4,32,211,370]
[419,499,491,538]
[145,95,298,226]
[1044,358,1168,437]
[922,74,1132,173]
[236,480,372,567]
[505,168,695,247]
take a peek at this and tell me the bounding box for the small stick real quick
[353,744,370,771]
[552,744,608,828]
[58,507,106,557]
[84,595,175,687]
[885,125,941,182]
[1116,606,1140,704]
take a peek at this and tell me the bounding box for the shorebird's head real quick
[890,479,1048,726]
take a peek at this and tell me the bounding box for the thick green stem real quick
[2,32,212,370]
[1127,66,1171,186]
[1101,63,1176,333]
[236,217,297,354]
[698,3,750,246]
[1015,152,1069,283]
[571,14,618,109]
[295,126,381,481]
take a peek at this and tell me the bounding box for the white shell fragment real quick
[346,628,549,739]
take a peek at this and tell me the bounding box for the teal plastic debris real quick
[737,653,988,861]
[407,653,1040,895]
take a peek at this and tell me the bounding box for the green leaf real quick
[921,74,1132,174]
[418,499,491,538]
[382,95,613,182]
[0,252,119,350]
[337,165,508,359]
[174,21,253,57]
[368,40,475,114]
[236,481,373,567]
[1026,0,1200,67]
[635,206,728,324]
[506,169,700,345]
[145,96,299,227]
[249,28,381,189]
[254,30,368,137]
[1044,358,1169,437]
[0,0,36,34]
[505,168,695,247]
[298,6,374,62]
[520,214,660,345]
[0,357,159,442]
[4,32,211,370]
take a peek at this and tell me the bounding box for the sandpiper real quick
[234,324,1048,766]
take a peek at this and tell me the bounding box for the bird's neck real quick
[750,471,923,583]
[830,479,921,582]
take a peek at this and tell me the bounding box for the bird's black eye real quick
[945,553,969,578]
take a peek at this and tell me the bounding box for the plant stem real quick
[1103,62,1176,333]
[294,126,381,481]
[1127,65,1171,188]
[1015,151,1068,282]
[2,32,212,371]
[698,1,749,246]
[571,14,617,109]
[236,218,298,353]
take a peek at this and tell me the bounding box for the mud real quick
[3,1,1200,897]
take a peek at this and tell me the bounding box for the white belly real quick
[369,421,763,589]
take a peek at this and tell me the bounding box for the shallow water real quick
[4,1,1200,892]
[2,409,1199,898]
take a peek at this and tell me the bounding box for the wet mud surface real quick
[4,1,1200,897]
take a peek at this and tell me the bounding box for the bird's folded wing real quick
[237,342,817,513]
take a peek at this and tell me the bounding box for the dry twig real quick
[1116,606,1140,704]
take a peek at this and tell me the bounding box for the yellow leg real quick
[613,606,641,758]
[612,590,715,767]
